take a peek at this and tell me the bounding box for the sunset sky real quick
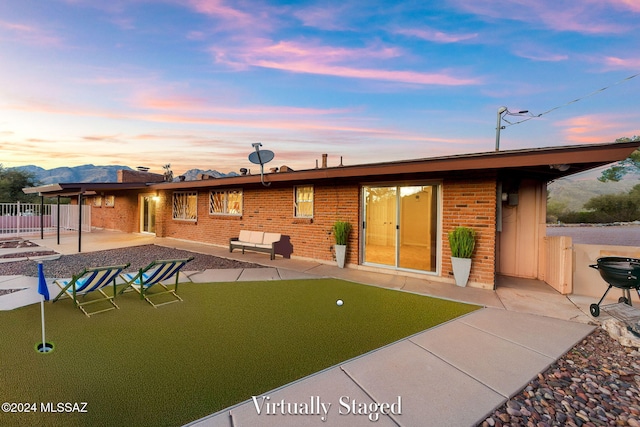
[1,0,639,176]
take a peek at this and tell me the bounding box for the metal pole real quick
[40,196,44,239]
[56,196,60,245]
[495,106,507,151]
[78,194,82,253]
[16,201,20,235]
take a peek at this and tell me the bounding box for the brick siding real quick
[94,178,497,287]
[441,177,497,286]
[157,184,360,265]
[89,193,140,233]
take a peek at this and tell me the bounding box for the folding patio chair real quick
[118,257,194,307]
[52,264,131,317]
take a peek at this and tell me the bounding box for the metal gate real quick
[0,202,91,237]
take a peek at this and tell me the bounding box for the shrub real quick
[332,221,352,245]
[448,227,476,258]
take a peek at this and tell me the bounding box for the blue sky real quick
[1,0,639,175]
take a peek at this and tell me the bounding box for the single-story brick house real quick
[25,141,638,290]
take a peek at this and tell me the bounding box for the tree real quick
[583,183,640,222]
[0,165,41,203]
[163,164,173,182]
[599,136,640,182]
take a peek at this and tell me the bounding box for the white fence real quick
[0,202,91,237]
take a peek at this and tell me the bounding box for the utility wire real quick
[502,71,640,127]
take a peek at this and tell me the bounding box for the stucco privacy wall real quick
[90,177,498,287]
[573,243,640,298]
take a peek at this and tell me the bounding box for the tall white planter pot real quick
[335,244,347,268]
[451,256,472,287]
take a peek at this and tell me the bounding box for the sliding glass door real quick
[363,184,439,272]
[363,186,397,266]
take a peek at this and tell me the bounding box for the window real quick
[173,191,197,221]
[294,185,313,218]
[92,196,102,207]
[209,189,242,215]
[104,195,115,207]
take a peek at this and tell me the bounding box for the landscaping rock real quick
[480,328,640,427]
[0,244,266,277]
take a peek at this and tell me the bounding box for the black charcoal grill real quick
[588,257,640,317]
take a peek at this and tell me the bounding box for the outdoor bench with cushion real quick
[229,230,281,260]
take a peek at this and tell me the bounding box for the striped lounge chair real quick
[52,264,131,317]
[118,257,194,307]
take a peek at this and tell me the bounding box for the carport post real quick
[78,193,82,253]
[56,196,60,245]
[40,195,44,240]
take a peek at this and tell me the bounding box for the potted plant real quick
[332,220,352,268]
[448,226,476,287]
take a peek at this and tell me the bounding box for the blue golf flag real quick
[38,263,49,301]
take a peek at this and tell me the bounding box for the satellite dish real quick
[248,150,274,165]
[248,143,275,186]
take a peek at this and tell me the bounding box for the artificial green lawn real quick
[0,279,479,426]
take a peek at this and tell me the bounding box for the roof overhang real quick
[23,182,151,197]
[149,141,639,190]
[22,141,638,195]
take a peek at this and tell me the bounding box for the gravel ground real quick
[0,244,266,278]
[479,328,640,427]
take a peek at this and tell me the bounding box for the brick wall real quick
[441,177,497,287]
[89,193,139,233]
[93,178,497,287]
[157,184,360,264]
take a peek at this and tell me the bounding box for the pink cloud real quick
[0,20,64,47]
[554,114,634,143]
[255,60,479,85]
[184,0,275,32]
[395,28,478,43]
[212,39,480,86]
[82,134,124,142]
[3,97,475,172]
[3,99,389,137]
[132,94,209,111]
[131,92,358,116]
[513,45,569,62]
[261,40,402,61]
[450,0,630,34]
[602,56,640,70]
[187,0,249,20]
[292,4,353,31]
[610,0,640,13]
